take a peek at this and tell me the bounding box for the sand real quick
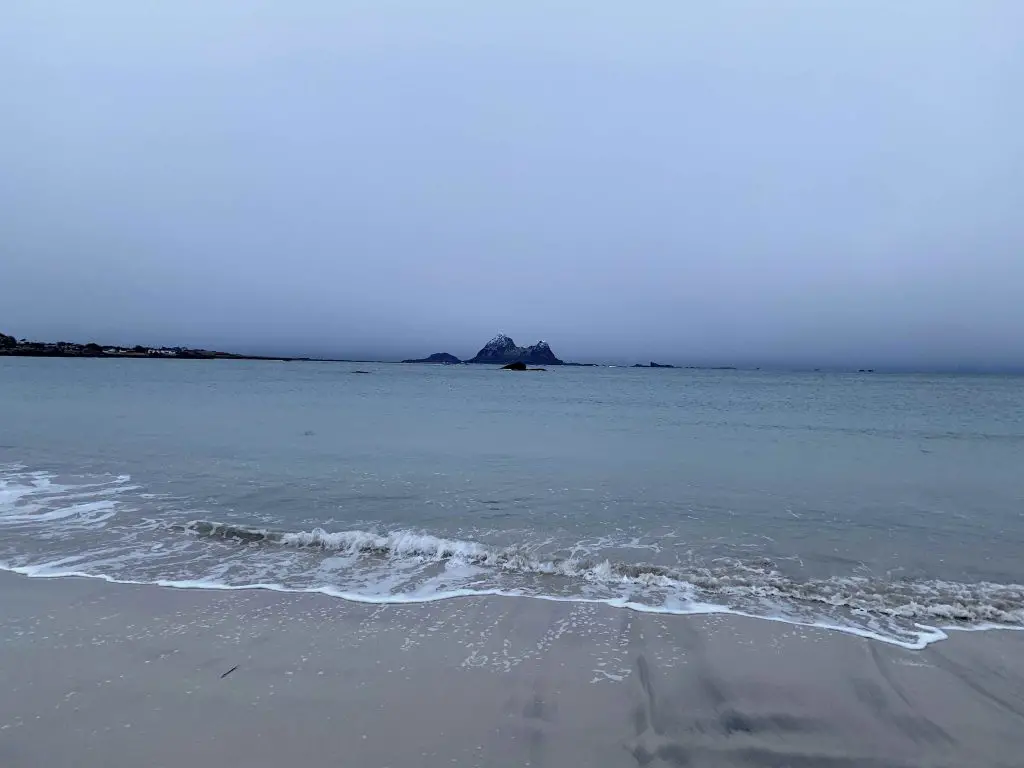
[1,572,1023,767]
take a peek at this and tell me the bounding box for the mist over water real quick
[2,3,1023,369]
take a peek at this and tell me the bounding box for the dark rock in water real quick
[468,334,564,365]
[634,362,676,368]
[402,352,462,364]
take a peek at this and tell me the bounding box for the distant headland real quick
[0,332,309,362]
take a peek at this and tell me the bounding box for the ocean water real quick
[2,358,1023,648]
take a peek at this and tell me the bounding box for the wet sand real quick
[1,572,1023,767]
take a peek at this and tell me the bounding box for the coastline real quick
[3,571,1023,767]
[7,557,1015,652]
[0,348,363,363]
[0,330,373,363]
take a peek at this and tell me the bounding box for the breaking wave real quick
[4,462,1023,652]
[183,520,1024,635]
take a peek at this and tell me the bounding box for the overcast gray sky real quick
[2,1,1022,368]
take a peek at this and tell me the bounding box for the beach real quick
[3,571,1023,768]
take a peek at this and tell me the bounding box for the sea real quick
[2,358,1023,649]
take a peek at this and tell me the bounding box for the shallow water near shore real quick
[2,357,1023,648]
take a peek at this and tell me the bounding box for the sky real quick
[2,1,1022,369]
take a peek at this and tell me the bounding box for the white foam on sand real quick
[9,555,1023,651]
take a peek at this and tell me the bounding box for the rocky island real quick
[467,334,564,366]
[401,352,462,364]
[633,362,677,369]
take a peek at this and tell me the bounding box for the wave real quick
[5,462,1022,652]
[183,520,1024,633]
[183,521,492,560]
[184,520,739,583]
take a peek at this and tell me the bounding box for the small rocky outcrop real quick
[402,352,462,364]
[468,334,564,365]
[502,361,546,371]
[633,362,676,368]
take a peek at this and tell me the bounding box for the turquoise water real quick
[2,358,1023,647]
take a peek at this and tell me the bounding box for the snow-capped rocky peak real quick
[468,334,563,365]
